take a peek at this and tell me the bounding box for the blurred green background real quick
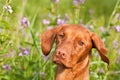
[0,0,120,80]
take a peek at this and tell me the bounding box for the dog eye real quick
[78,41,84,46]
[58,33,64,38]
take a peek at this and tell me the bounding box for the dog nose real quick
[56,50,66,59]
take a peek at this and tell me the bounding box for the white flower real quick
[3,5,13,14]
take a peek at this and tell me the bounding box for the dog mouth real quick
[53,57,73,68]
[53,59,62,65]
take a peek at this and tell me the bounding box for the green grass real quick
[0,0,120,80]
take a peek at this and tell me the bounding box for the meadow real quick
[0,0,120,80]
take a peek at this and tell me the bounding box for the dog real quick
[41,24,109,80]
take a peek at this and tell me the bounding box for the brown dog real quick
[41,24,109,80]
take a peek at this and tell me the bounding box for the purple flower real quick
[21,17,30,27]
[73,0,85,6]
[57,19,65,25]
[2,64,11,70]
[56,14,69,25]
[89,9,94,14]
[113,40,118,49]
[115,25,120,32]
[42,19,50,25]
[99,26,105,32]
[118,49,120,55]
[23,48,30,55]
[116,55,120,64]
[80,0,85,4]
[99,68,105,74]
[52,0,59,4]
[18,47,30,56]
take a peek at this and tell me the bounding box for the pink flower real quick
[2,64,11,70]
[21,17,30,27]
[113,40,118,49]
[18,47,30,56]
[118,49,120,55]
[115,25,120,32]
[57,19,65,25]
[42,19,50,25]
[99,68,104,73]
[89,9,94,14]
[52,0,59,4]
[116,55,120,64]
[73,0,85,6]
[23,48,30,55]
[56,14,69,25]
[99,27,105,32]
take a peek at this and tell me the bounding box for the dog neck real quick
[55,55,90,80]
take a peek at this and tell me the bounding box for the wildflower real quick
[3,5,13,14]
[21,17,30,27]
[57,19,65,25]
[23,48,30,55]
[2,64,11,70]
[73,0,85,6]
[89,9,94,14]
[99,68,105,74]
[53,0,59,4]
[115,25,120,32]
[118,49,120,55]
[18,52,23,56]
[42,19,50,25]
[116,55,120,64]
[113,40,118,49]
[56,14,69,25]
[99,26,105,32]
[18,47,30,56]
[79,0,85,4]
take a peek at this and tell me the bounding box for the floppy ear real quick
[41,28,57,56]
[91,32,109,65]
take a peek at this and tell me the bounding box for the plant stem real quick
[107,0,120,29]
[104,71,120,80]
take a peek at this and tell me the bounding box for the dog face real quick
[53,25,93,67]
[41,24,109,68]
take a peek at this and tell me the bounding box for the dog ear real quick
[41,26,63,56]
[41,28,57,56]
[90,32,109,65]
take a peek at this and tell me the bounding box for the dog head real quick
[41,24,109,67]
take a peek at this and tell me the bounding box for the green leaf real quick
[0,20,12,30]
